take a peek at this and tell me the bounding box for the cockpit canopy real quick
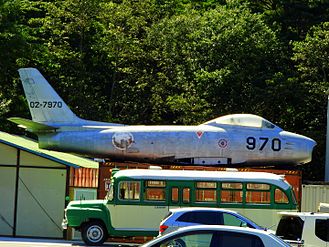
[203,114,280,130]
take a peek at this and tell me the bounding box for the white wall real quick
[0,167,16,235]
[16,168,66,238]
[0,144,67,238]
[301,184,329,212]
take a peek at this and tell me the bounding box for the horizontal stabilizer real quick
[8,117,58,132]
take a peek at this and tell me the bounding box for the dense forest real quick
[1,0,328,180]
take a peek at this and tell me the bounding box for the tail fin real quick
[18,68,81,124]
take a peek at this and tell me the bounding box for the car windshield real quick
[276,216,304,241]
[233,214,264,230]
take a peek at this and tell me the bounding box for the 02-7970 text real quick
[29,101,63,108]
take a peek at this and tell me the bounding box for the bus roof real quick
[113,169,290,190]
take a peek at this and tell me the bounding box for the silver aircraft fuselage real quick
[10,68,316,166]
[37,119,315,165]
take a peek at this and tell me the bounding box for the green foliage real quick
[0,0,41,132]
[143,4,286,123]
[293,22,329,89]
[291,22,329,180]
[244,0,329,41]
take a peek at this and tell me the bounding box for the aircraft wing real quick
[8,117,58,132]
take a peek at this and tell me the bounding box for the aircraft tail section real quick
[18,68,81,124]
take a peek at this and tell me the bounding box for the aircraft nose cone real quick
[281,131,316,164]
[299,134,317,151]
[307,136,317,151]
[304,137,317,163]
[308,138,317,149]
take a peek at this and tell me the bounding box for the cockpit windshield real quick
[204,114,278,129]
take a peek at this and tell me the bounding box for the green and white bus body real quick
[62,168,297,245]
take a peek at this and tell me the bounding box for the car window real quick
[223,213,247,227]
[217,231,265,247]
[276,216,304,240]
[177,211,220,225]
[159,233,214,247]
[315,219,329,242]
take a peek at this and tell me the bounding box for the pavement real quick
[0,237,139,247]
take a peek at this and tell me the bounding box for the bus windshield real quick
[105,183,114,201]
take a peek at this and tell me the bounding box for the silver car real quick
[144,225,290,247]
[159,207,264,236]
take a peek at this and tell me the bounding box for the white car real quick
[159,207,264,235]
[143,225,290,247]
[276,211,329,246]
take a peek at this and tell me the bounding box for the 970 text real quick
[246,137,281,151]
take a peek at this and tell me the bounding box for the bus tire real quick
[81,221,108,246]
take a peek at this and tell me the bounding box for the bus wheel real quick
[81,221,108,246]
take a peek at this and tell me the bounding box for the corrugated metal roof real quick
[0,131,98,169]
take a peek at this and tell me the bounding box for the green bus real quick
[62,168,298,245]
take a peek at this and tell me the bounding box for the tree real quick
[244,0,329,41]
[26,0,117,121]
[291,22,329,180]
[141,4,288,124]
[0,0,43,133]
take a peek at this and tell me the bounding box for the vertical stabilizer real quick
[18,68,81,124]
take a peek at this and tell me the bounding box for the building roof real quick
[0,131,98,169]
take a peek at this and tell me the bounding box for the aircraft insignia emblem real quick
[218,139,228,149]
[112,132,134,150]
[196,131,204,139]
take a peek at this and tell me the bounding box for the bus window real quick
[197,182,217,189]
[247,183,270,190]
[275,188,289,204]
[119,181,140,200]
[145,180,166,201]
[222,182,242,189]
[246,183,270,204]
[183,188,190,203]
[221,183,243,203]
[196,182,217,202]
[171,187,179,203]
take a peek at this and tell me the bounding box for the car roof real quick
[158,225,274,240]
[143,225,278,247]
[169,207,237,214]
[279,211,329,218]
[167,225,271,234]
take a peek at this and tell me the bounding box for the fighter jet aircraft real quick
[9,68,316,166]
